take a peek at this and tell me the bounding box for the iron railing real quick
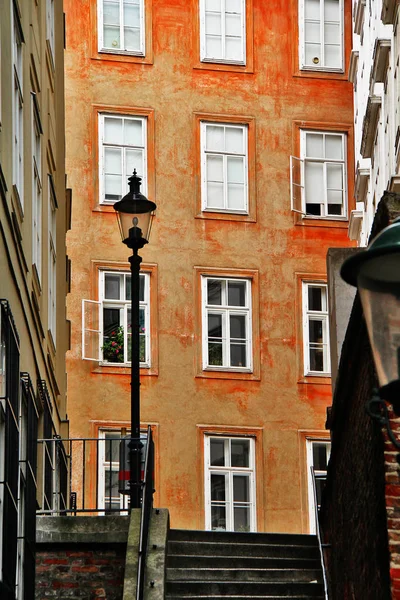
[311,467,330,600]
[137,426,154,600]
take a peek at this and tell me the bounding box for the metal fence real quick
[36,433,149,515]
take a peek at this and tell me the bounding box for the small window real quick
[204,435,256,532]
[307,439,330,533]
[99,114,147,205]
[12,12,24,206]
[291,130,347,219]
[200,0,246,65]
[299,0,344,71]
[48,177,57,341]
[201,122,248,214]
[302,282,330,376]
[82,270,151,367]
[98,0,145,56]
[32,95,42,282]
[202,276,252,371]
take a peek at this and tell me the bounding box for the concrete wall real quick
[64,0,354,534]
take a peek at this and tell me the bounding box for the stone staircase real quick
[165,529,325,599]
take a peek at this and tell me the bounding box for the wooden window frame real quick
[194,113,256,223]
[90,0,153,65]
[291,120,354,229]
[84,260,159,376]
[193,0,254,73]
[195,266,260,381]
[92,105,155,214]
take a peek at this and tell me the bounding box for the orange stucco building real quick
[65,0,354,533]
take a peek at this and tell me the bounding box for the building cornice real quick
[370,38,391,85]
[361,96,382,158]
[381,0,400,25]
[349,50,359,84]
[354,0,366,35]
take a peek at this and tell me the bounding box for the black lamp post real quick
[114,170,156,509]
[341,217,400,450]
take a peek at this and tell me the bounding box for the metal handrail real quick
[136,425,154,600]
[310,467,330,600]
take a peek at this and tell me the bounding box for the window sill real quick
[298,375,331,385]
[293,68,348,82]
[294,215,348,229]
[93,364,158,377]
[196,369,260,382]
[193,62,254,74]
[196,210,256,223]
[92,50,153,65]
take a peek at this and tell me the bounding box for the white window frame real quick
[204,435,256,532]
[32,95,42,282]
[291,130,347,219]
[200,0,246,65]
[98,114,147,205]
[98,0,145,56]
[299,0,344,72]
[201,276,252,372]
[82,270,151,367]
[46,0,55,64]
[48,177,57,342]
[306,439,330,534]
[98,430,130,514]
[200,122,249,214]
[12,13,24,206]
[302,282,331,376]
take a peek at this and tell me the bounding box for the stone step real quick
[169,529,318,547]
[166,581,324,597]
[166,596,325,600]
[167,568,322,583]
[167,554,322,570]
[167,540,320,560]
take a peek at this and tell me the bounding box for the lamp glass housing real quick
[358,252,400,399]
[116,209,154,243]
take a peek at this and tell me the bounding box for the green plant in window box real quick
[102,326,124,363]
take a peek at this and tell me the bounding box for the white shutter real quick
[82,299,102,361]
[290,155,306,214]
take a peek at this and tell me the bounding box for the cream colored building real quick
[0,0,69,597]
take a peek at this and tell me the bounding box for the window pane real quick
[208,314,222,338]
[105,174,122,200]
[206,35,222,58]
[234,506,250,532]
[324,22,340,45]
[139,274,145,302]
[104,470,119,497]
[313,443,329,470]
[207,182,224,208]
[305,20,320,43]
[206,0,221,9]
[105,273,122,299]
[233,475,250,502]
[210,439,225,466]
[105,433,120,462]
[225,37,242,61]
[211,474,226,501]
[226,0,241,13]
[327,163,343,189]
[206,125,224,151]
[105,147,122,174]
[207,155,224,182]
[225,14,241,37]
[124,27,141,50]
[305,0,320,19]
[126,275,131,300]
[324,44,341,68]
[124,119,142,146]
[124,3,140,28]
[125,149,144,179]
[324,0,340,22]
[305,162,324,203]
[208,342,223,365]
[310,348,324,372]
[227,156,244,184]
[208,280,223,305]
[308,286,322,311]
[305,133,323,158]
[230,314,246,339]
[325,135,343,160]
[104,25,121,49]
[231,439,249,467]
[305,43,321,66]
[104,1,120,25]
[230,343,246,367]
[225,127,244,154]
[104,117,123,143]
[205,13,221,35]
[228,281,246,306]
[309,319,323,343]
[211,505,226,530]
[227,184,245,210]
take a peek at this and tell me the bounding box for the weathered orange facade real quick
[65,0,354,533]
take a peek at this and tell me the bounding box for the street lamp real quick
[341,217,400,450]
[114,170,156,509]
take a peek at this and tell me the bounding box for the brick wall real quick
[36,545,125,599]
